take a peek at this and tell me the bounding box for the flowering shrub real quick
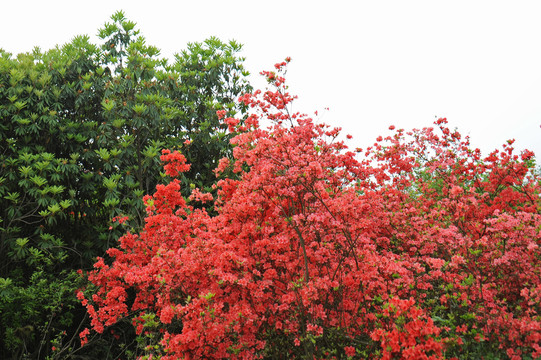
[79,59,541,359]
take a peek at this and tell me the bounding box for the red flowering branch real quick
[79,59,541,359]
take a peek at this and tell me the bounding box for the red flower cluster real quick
[79,61,541,359]
[160,149,190,177]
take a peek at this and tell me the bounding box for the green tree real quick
[0,10,250,358]
[0,35,103,359]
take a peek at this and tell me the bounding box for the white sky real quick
[2,1,541,159]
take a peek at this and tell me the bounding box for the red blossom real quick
[160,149,190,177]
[216,109,227,119]
[344,346,356,357]
[78,61,541,359]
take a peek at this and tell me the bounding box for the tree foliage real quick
[80,60,541,359]
[0,10,250,358]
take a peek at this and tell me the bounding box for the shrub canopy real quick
[80,60,541,359]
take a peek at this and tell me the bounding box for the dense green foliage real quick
[0,11,250,358]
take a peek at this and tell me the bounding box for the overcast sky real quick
[2,1,541,159]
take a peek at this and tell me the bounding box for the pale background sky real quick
[2,1,541,159]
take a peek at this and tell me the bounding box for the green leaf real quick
[47,203,61,214]
[121,20,136,32]
[95,148,111,161]
[101,99,115,112]
[0,277,13,297]
[112,118,125,128]
[59,199,72,209]
[16,118,31,125]
[35,161,51,172]
[142,145,158,158]
[103,197,120,207]
[42,153,54,162]
[14,101,27,111]
[19,166,33,177]
[47,185,65,195]
[30,176,47,187]
[39,210,51,217]
[16,237,29,247]
[132,103,147,115]
[4,192,20,202]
